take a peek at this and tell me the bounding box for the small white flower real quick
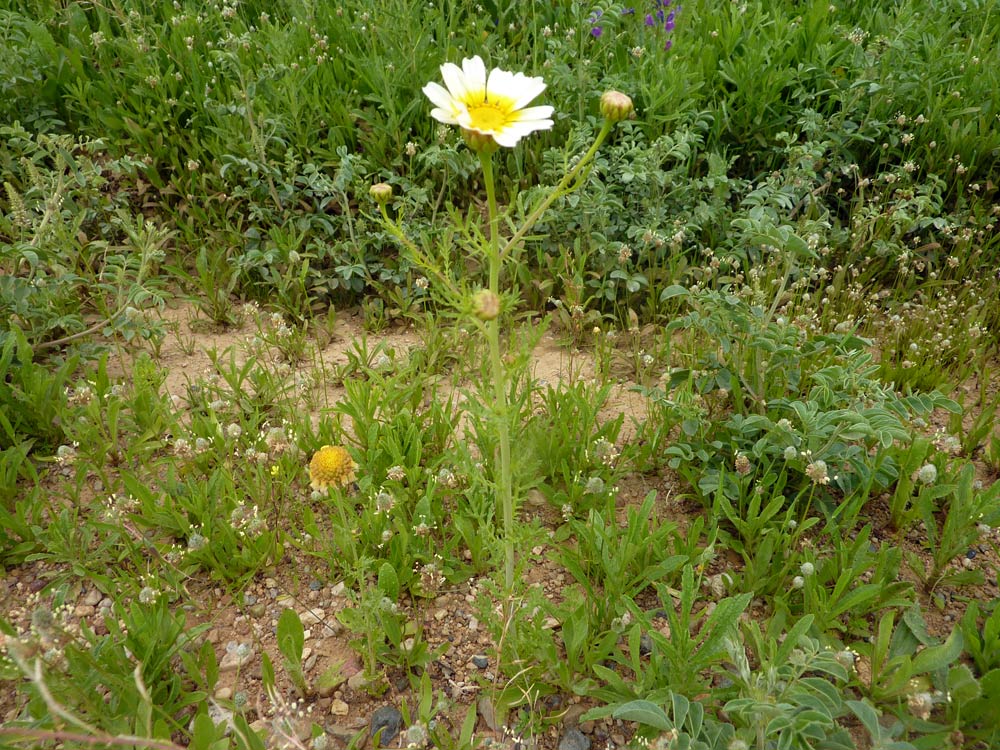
[917,463,937,485]
[805,460,830,485]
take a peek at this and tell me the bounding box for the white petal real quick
[461,56,488,92]
[492,129,527,148]
[485,68,516,101]
[440,62,470,101]
[503,120,553,137]
[492,120,552,147]
[509,74,547,110]
[423,81,457,111]
[429,106,461,125]
[509,105,554,123]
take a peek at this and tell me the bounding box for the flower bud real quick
[471,289,500,321]
[600,90,634,123]
[369,182,393,205]
[461,128,499,154]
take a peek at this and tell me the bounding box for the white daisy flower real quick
[422,55,554,148]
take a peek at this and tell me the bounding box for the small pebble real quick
[370,706,402,747]
[219,644,253,672]
[559,728,591,750]
[471,655,488,669]
[300,608,326,626]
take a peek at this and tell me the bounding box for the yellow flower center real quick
[464,92,516,133]
[467,103,508,132]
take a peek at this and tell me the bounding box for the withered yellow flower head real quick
[309,445,357,491]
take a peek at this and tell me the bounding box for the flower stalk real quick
[478,148,516,592]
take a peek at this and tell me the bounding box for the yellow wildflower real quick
[308,445,357,491]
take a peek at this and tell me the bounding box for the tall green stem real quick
[478,150,515,594]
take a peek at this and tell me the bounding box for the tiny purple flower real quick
[622,7,635,14]
[645,13,654,25]
[664,38,672,50]
[591,25,603,37]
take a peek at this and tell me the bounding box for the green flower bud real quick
[471,289,500,321]
[600,90,634,123]
[370,182,393,204]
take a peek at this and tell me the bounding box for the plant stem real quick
[501,121,613,259]
[479,150,515,595]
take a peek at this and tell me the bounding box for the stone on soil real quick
[370,705,402,747]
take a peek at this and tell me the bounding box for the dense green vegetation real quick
[2,0,1000,748]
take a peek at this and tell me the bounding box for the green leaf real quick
[277,609,304,664]
[696,593,753,662]
[261,651,276,692]
[911,627,963,675]
[775,616,815,664]
[378,562,400,601]
[947,663,980,704]
[610,700,674,731]
[315,657,347,693]
[830,583,880,618]
[191,712,222,750]
[659,285,689,301]
[846,699,880,738]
